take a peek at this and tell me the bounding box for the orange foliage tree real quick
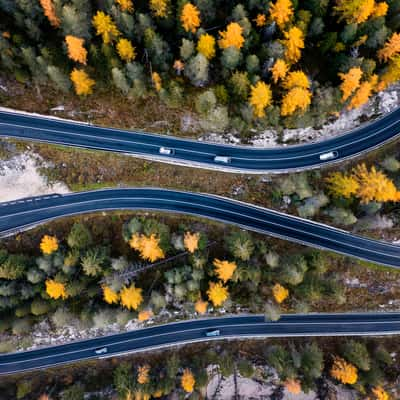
[325,172,360,198]
[272,283,289,303]
[270,59,288,83]
[137,365,150,384]
[150,0,169,18]
[39,0,60,28]
[181,369,195,392]
[254,14,267,27]
[138,309,154,321]
[195,298,208,314]
[249,81,272,118]
[197,34,216,60]
[46,279,68,300]
[338,67,363,101]
[218,22,245,50]
[330,356,358,384]
[92,11,120,44]
[281,87,311,116]
[102,285,119,304]
[213,259,237,282]
[373,2,388,17]
[152,72,162,92]
[40,235,59,255]
[347,75,377,110]
[129,233,165,262]
[70,68,95,95]
[283,70,309,90]
[120,284,143,310]
[116,38,136,62]
[378,32,400,62]
[184,232,200,253]
[207,281,229,307]
[269,0,293,29]
[180,3,201,33]
[283,27,304,64]
[284,379,302,394]
[372,386,389,400]
[116,0,134,12]
[65,36,87,65]
[334,0,375,24]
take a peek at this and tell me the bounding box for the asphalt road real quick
[0,108,400,173]
[1,188,400,267]
[1,313,399,375]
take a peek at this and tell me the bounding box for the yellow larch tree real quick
[269,0,294,29]
[284,379,301,394]
[197,34,216,60]
[372,386,389,400]
[254,14,267,27]
[377,55,400,91]
[249,81,272,118]
[65,36,87,65]
[218,22,245,50]
[46,279,68,300]
[150,0,169,18]
[102,285,119,304]
[116,38,136,62]
[120,284,143,310]
[184,232,200,253]
[70,68,95,95]
[92,11,120,44]
[180,3,201,33]
[181,369,195,393]
[272,283,289,304]
[325,172,360,198]
[283,70,310,90]
[138,309,153,321]
[373,2,388,17]
[152,72,162,92]
[195,298,208,314]
[352,163,400,203]
[40,235,59,255]
[347,75,377,110]
[213,259,237,282]
[207,281,229,307]
[283,27,304,64]
[334,0,376,24]
[330,356,358,385]
[39,0,60,28]
[116,0,134,12]
[270,59,288,83]
[137,365,150,384]
[338,67,363,101]
[129,233,165,262]
[378,32,400,62]
[281,87,311,116]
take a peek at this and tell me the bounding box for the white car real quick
[205,329,221,337]
[159,147,175,155]
[319,151,338,161]
[95,347,108,355]
[214,156,231,164]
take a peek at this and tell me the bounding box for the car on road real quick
[214,156,231,164]
[159,147,175,155]
[94,347,108,355]
[319,151,338,161]
[205,329,221,337]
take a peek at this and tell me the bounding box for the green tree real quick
[341,340,371,371]
[67,223,92,250]
[226,230,254,261]
[60,383,85,400]
[81,247,107,276]
[184,53,209,86]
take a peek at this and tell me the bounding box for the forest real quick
[1,0,400,135]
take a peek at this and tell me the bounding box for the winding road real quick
[0,108,400,173]
[1,313,399,375]
[1,188,400,267]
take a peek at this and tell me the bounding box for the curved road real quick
[0,108,400,173]
[1,188,399,267]
[1,313,399,375]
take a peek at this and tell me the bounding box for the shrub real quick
[184,53,209,86]
[195,90,217,115]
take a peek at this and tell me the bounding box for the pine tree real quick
[112,67,130,94]
[47,65,71,92]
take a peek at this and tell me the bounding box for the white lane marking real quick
[1,318,399,366]
[0,196,399,259]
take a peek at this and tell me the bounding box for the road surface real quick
[0,188,399,267]
[0,108,399,173]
